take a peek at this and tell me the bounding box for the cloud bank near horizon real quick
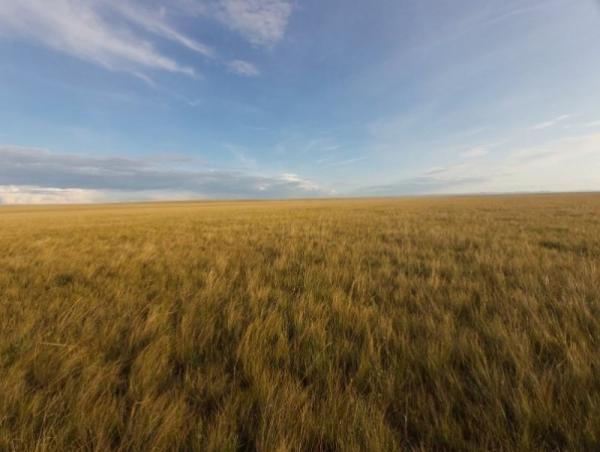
[2,131,599,204]
[0,146,328,204]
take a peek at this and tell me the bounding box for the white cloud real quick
[213,0,293,46]
[171,0,293,46]
[0,0,197,77]
[529,114,571,131]
[0,0,293,80]
[108,1,214,57]
[0,186,104,204]
[227,59,260,76]
[279,173,322,192]
[0,185,215,204]
[585,120,600,128]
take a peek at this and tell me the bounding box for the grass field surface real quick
[1,195,599,451]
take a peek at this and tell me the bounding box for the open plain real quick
[1,194,599,451]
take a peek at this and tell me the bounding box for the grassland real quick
[0,194,599,451]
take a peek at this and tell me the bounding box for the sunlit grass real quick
[1,195,599,450]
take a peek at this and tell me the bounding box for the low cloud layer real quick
[0,146,327,204]
[0,186,105,204]
[355,133,600,196]
[2,131,599,204]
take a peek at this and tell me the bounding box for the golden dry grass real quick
[1,194,599,451]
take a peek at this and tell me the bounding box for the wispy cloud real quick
[227,59,260,77]
[279,173,322,192]
[108,1,214,57]
[0,0,198,78]
[170,0,293,46]
[0,0,274,80]
[212,0,293,46]
[0,146,328,203]
[529,114,571,131]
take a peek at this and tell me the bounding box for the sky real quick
[1,0,600,203]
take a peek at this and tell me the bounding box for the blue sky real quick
[1,0,600,203]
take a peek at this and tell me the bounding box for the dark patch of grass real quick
[54,272,75,287]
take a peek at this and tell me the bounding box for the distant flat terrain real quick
[1,195,599,451]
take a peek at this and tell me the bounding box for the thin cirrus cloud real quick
[108,1,215,58]
[0,0,196,78]
[529,114,571,131]
[227,59,261,77]
[168,0,293,46]
[213,0,293,46]
[0,146,329,204]
[0,0,294,79]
